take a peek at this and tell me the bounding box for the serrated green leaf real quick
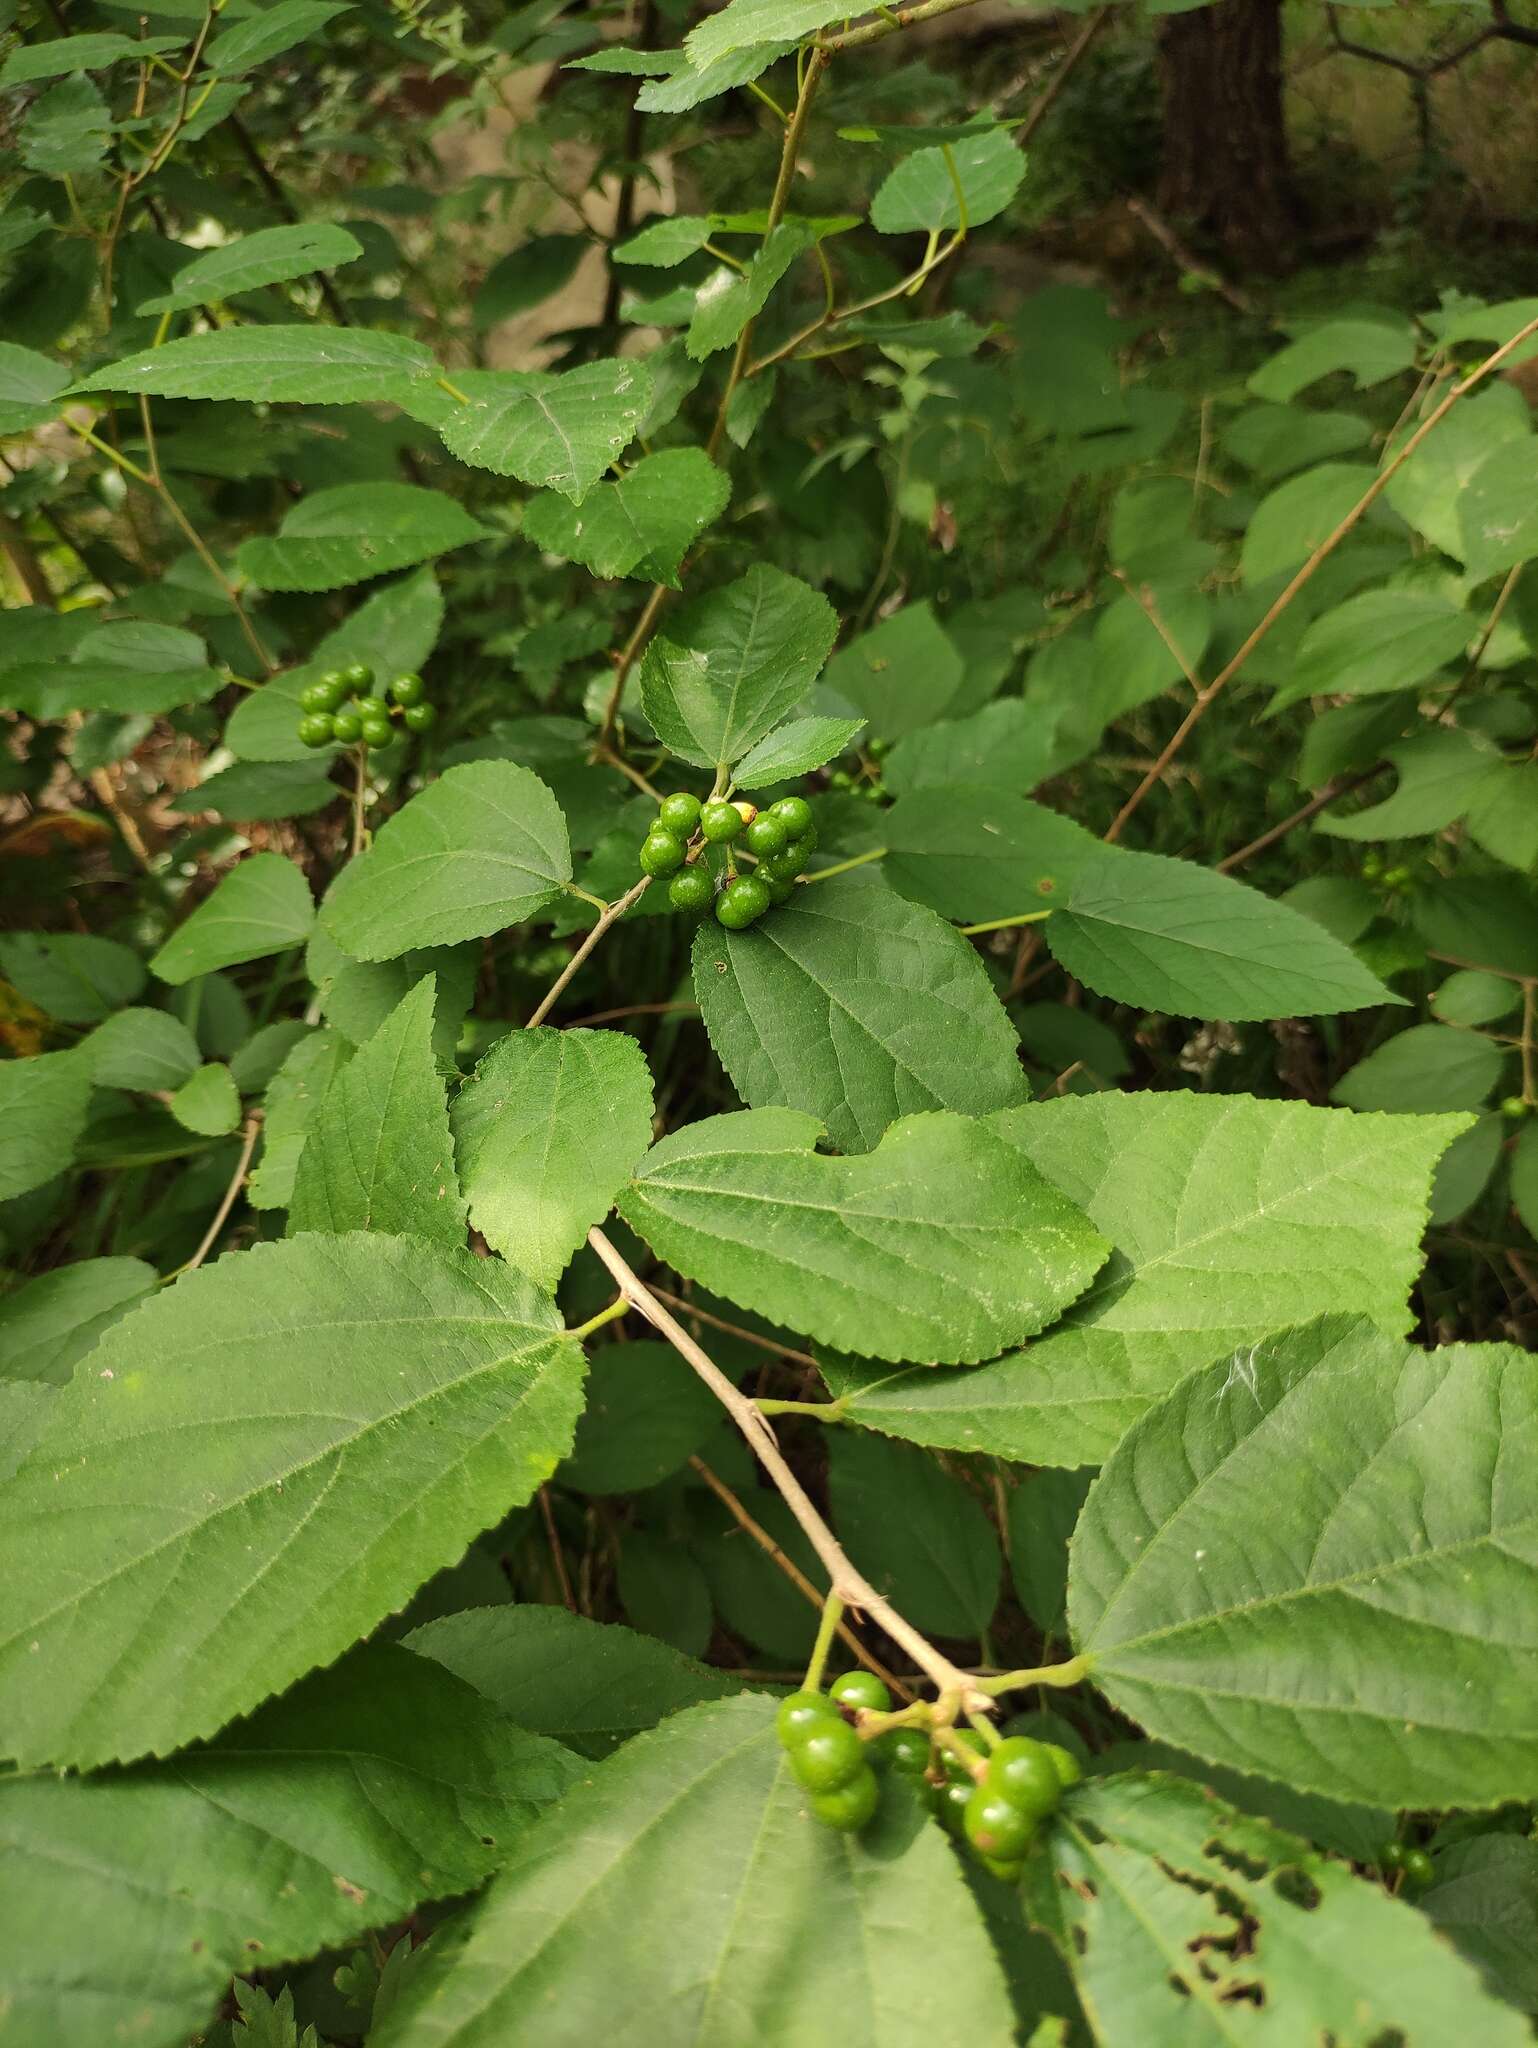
[884,698,1058,801]
[884,786,1098,923]
[237,482,487,593]
[1318,728,1501,842]
[76,1007,201,1092]
[558,1339,722,1494]
[0,32,181,83]
[817,1092,1466,1466]
[0,1051,91,1200]
[1070,1317,1538,1810]
[247,1027,352,1210]
[1006,1467,1092,1639]
[322,761,570,960]
[1460,435,1538,581]
[1422,1836,1538,2014]
[640,564,837,769]
[1431,968,1521,1027]
[137,223,362,315]
[1383,384,1530,557]
[408,1606,743,1756]
[816,601,963,742]
[0,1642,578,2048]
[150,852,314,985]
[686,0,847,65]
[170,756,338,821]
[288,977,466,1245]
[0,930,144,1024]
[0,1257,155,1388]
[870,128,1024,235]
[1467,758,1538,871]
[0,340,69,435]
[693,873,1029,1151]
[204,0,351,73]
[686,222,813,360]
[731,715,866,787]
[634,40,793,112]
[1270,587,1471,710]
[1027,1771,1528,2047]
[612,214,714,266]
[20,75,111,175]
[827,1429,1000,1638]
[451,1025,654,1291]
[1247,314,1416,402]
[1240,462,1377,585]
[74,325,438,404]
[1331,1021,1506,1112]
[1045,846,1398,1021]
[0,1232,586,1768]
[369,1695,1015,2048]
[522,447,729,586]
[431,360,652,500]
[0,618,221,720]
[620,1106,1107,1366]
[168,1060,241,1136]
[307,926,477,1053]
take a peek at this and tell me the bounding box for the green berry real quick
[830,1671,892,1715]
[746,813,789,858]
[1501,1096,1530,1119]
[942,1729,987,1782]
[1041,1742,1082,1790]
[390,671,426,706]
[716,875,772,929]
[299,679,336,714]
[776,1689,838,1747]
[933,1777,973,1836]
[810,1770,878,1832]
[402,701,437,734]
[788,1718,866,1794]
[965,1787,1037,1860]
[1402,1848,1434,1890]
[1379,1840,1406,1875]
[700,799,743,844]
[342,662,374,690]
[669,867,715,914]
[332,710,363,745]
[770,795,814,837]
[873,1727,930,1777]
[639,829,685,878]
[766,877,796,906]
[359,713,393,749]
[980,1853,1026,1884]
[297,712,335,748]
[986,1738,1064,1819]
[659,792,702,837]
[759,845,805,885]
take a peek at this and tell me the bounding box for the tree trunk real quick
[1155,0,1301,274]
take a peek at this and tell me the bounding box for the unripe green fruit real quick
[1041,1742,1082,1790]
[299,680,335,714]
[700,799,743,843]
[639,829,685,877]
[297,713,335,748]
[390,671,426,706]
[986,1738,1064,1818]
[770,795,813,837]
[1402,1848,1434,1890]
[873,1727,930,1776]
[810,1770,878,1832]
[766,877,796,906]
[342,662,374,690]
[746,813,789,857]
[965,1787,1037,1860]
[980,1853,1026,1884]
[829,1671,892,1715]
[659,792,702,836]
[933,1777,973,1835]
[716,875,772,929]
[1379,1840,1406,1874]
[332,710,363,744]
[1501,1096,1530,1119]
[403,701,437,733]
[788,1718,865,1794]
[359,713,393,748]
[669,867,715,914]
[777,1689,837,1747]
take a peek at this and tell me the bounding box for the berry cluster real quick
[640,790,817,930]
[775,1674,1080,1882]
[294,664,437,750]
[1379,1840,1435,1891]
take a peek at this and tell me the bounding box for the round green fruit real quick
[788,1718,866,1794]
[389,671,426,706]
[1041,1742,1082,1790]
[658,791,702,837]
[668,867,715,914]
[359,714,393,749]
[810,1770,878,1832]
[766,877,796,906]
[1379,1840,1406,1875]
[986,1738,1064,1819]
[700,799,743,844]
[342,662,374,690]
[639,829,685,878]
[402,701,437,733]
[829,1671,892,1715]
[745,813,789,857]
[1501,1096,1530,1119]
[965,1787,1037,1860]
[770,795,813,838]
[980,1854,1026,1885]
[299,680,336,714]
[313,670,349,710]
[297,713,335,748]
[776,1689,837,1747]
[331,710,363,745]
[873,1727,930,1777]
[715,875,772,929]
[933,1777,973,1835]
[1402,1848,1434,1890]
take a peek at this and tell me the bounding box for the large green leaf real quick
[0,1643,577,2048]
[1422,1837,1538,2015]
[884,786,1098,923]
[1383,385,1530,558]
[430,360,652,500]
[288,976,467,1245]
[817,1091,1465,1466]
[884,698,1059,802]
[0,930,144,1023]
[408,1606,744,1756]
[1332,1021,1506,1113]
[619,1106,1107,1365]
[0,1050,92,1200]
[0,1256,156,1388]
[247,1027,352,1210]
[1461,437,1538,581]
[204,0,351,72]
[168,1060,241,1136]
[827,1430,1000,1639]
[1317,728,1501,842]
[237,483,487,593]
[557,1339,723,1493]
[1247,314,1416,402]
[137,223,362,314]
[521,447,729,586]
[322,761,571,960]
[1271,587,1471,710]
[0,618,221,719]
[639,565,838,770]
[370,1695,1015,2048]
[74,325,437,403]
[685,0,851,64]
[1070,1317,1538,1809]
[1045,847,1398,1021]
[870,129,1025,235]
[0,1233,586,1768]
[1240,462,1376,585]
[150,852,314,984]
[451,1025,655,1290]
[78,1007,200,1092]
[731,714,866,788]
[816,602,964,742]
[0,339,70,435]
[693,873,1028,1152]
[686,222,814,360]
[1026,1771,1528,2048]
[0,32,181,84]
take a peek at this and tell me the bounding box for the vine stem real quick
[525,877,651,1029]
[588,1225,991,1710]
[1104,310,1538,844]
[167,1112,263,1279]
[803,1592,845,1690]
[974,1655,1089,1696]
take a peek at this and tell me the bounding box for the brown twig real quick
[1124,194,1257,317]
[650,1287,818,1370]
[1011,7,1113,144]
[172,1112,263,1277]
[526,878,652,1029]
[538,1485,578,1610]
[1216,765,1387,873]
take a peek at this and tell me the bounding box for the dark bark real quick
[1155,0,1301,273]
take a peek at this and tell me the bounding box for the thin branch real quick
[821,0,986,53]
[1010,7,1113,145]
[169,1112,263,1278]
[538,1485,578,1610]
[649,1286,818,1369]
[596,582,670,756]
[1216,765,1387,873]
[526,878,651,1029]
